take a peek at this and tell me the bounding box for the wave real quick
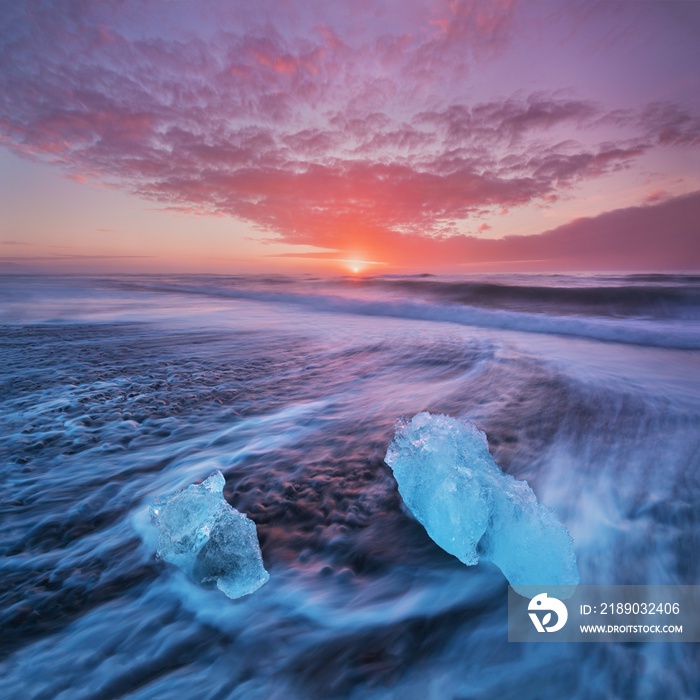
[358,277,700,320]
[113,278,700,350]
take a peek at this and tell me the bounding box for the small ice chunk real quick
[149,470,269,599]
[385,413,579,593]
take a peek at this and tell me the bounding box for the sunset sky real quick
[1,0,699,274]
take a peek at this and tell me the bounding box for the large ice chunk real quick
[149,470,269,599]
[385,413,579,593]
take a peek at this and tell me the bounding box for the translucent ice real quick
[385,413,579,593]
[149,471,269,599]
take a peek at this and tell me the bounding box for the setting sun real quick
[339,257,389,275]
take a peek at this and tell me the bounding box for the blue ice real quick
[385,413,579,593]
[149,471,269,599]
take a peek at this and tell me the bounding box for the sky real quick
[1,0,699,274]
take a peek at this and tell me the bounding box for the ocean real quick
[1,272,699,699]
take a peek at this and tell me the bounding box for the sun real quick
[344,259,365,274]
[338,257,387,275]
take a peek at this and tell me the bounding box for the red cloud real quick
[271,190,700,271]
[1,0,698,271]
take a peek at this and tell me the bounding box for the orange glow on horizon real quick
[341,257,389,275]
[335,257,387,275]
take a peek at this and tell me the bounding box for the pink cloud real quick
[269,190,700,271]
[642,189,670,205]
[1,0,698,271]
